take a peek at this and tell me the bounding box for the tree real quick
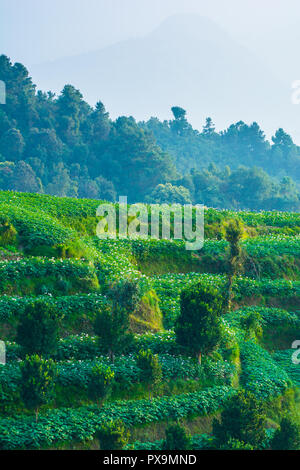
[136,349,162,400]
[107,278,142,314]
[202,117,215,136]
[56,84,86,144]
[7,160,43,193]
[171,106,186,121]
[46,162,77,197]
[162,424,191,450]
[222,218,245,310]
[170,107,191,136]
[0,128,25,160]
[148,183,192,204]
[20,355,57,422]
[241,311,262,340]
[213,390,266,448]
[175,283,224,364]
[96,420,130,450]
[98,116,176,201]
[87,363,115,406]
[94,304,133,363]
[16,300,59,357]
[271,416,300,450]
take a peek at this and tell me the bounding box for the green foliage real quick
[16,301,59,357]
[107,278,142,313]
[144,116,300,211]
[240,311,262,340]
[0,386,233,449]
[213,390,266,448]
[0,293,109,336]
[219,438,254,450]
[94,305,133,362]
[162,423,191,450]
[175,283,224,362]
[240,342,291,399]
[87,363,115,405]
[0,219,17,246]
[148,183,192,204]
[151,272,300,329]
[271,416,300,450]
[0,180,298,451]
[223,218,245,309]
[136,349,162,399]
[96,419,130,450]
[1,55,300,209]
[19,355,57,421]
[273,350,300,388]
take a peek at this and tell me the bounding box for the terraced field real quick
[0,191,299,450]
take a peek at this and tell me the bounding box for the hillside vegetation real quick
[0,190,299,450]
[1,55,300,211]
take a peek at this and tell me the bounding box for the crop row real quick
[0,354,235,408]
[0,257,97,282]
[240,342,292,399]
[0,386,233,449]
[0,200,75,248]
[226,306,300,330]
[129,236,300,260]
[0,293,108,326]
[273,350,300,388]
[2,191,300,226]
[151,273,300,328]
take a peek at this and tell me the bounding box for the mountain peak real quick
[151,13,230,42]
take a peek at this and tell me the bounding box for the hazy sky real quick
[1,0,300,65]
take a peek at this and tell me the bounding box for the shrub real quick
[94,305,133,363]
[213,390,266,448]
[136,349,162,400]
[87,363,115,406]
[96,420,130,450]
[162,424,191,450]
[16,300,59,357]
[271,416,300,450]
[175,283,223,363]
[19,355,57,422]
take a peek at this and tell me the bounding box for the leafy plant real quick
[19,355,57,422]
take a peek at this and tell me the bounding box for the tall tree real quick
[213,390,266,448]
[20,355,57,422]
[175,283,224,364]
[223,218,245,310]
[16,301,59,357]
[136,349,162,400]
[94,305,133,363]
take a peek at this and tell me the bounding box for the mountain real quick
[30,14,299,141]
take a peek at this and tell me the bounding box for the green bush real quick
[16,301,59,357]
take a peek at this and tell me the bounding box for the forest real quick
[0,54,299,211]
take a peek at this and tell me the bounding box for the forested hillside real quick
[0,55,300,210]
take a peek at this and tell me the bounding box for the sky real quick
[1,0,300,140]
[1,0,300,66]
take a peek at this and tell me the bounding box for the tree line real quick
[0,56,299,210]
